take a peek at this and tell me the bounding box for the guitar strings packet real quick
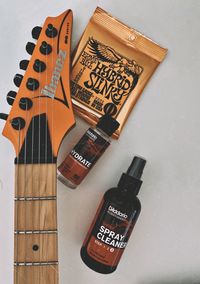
[71,7,167,138]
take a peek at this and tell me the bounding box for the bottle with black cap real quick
[57,114,120,189]
[80,156,146,274]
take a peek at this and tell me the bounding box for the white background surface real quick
[0,0,200,283]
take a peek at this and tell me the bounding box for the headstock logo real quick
[41,50,66,99]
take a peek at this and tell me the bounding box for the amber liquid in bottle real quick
[57,115,120,189]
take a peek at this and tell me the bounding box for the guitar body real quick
[0,9,75,284]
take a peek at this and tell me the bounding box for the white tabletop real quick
[0,0,200,283]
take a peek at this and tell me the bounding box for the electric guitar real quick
[0,10,75,284]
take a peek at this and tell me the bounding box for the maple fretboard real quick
[14,164,58,284]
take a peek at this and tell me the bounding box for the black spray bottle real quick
[80,156,146,274]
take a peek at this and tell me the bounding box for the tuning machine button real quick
[40,41,52,55]
[0,113,8,121]
[20,60,29,71]
[7,91,17,105]
[14,74,23,87]
[19,97,33,110]
[32,26,42,40]
[11,117,25,130]
[26,42,35,55]
[26,78,39,91]
[33,59,46,73]
[46,24,58,38]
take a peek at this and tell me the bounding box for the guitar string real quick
[23,100,29,283]
[13,26,45,283]
[15,122,21,284]
[13,91,29,283]
[51,16,72,281]
[50,28,57,281]
[48,32,53,280]
[52,32,59,282]
[38,28,54,281]
[44,29,49,281]
[44,21,61,281]
[44,31,49,281]
[29,20,67,282]
[51,16,71,281]
[30,95,36,282]
[43,26,52,280]
[38,40,42,284]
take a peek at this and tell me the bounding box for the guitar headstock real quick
[0,10,75,164]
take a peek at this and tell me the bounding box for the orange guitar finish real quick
[3,9,75,157]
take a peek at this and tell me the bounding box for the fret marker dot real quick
[32,244,39,251]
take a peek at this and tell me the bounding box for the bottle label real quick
[58,128,110,185]
[85,198,139,267]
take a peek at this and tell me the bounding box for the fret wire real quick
[14,230,58,234]
[14,261,59,266]
[14,196,57,201]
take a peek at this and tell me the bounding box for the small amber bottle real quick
[57,114,120,189]
[80,156,146,274]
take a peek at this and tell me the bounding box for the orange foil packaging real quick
[71,7,167,138]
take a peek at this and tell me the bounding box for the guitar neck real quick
[0,9,75,283]
[14,163,58,284]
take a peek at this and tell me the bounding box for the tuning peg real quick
[11,117,25,130]
[14,74,23,87]
[7,91,17,105]
[26,42,35,55]
[20,60,29,71]
[46,24,58,38]
[26,78,39,91]
[0,113,8,121]
[19,97,33,110]
[33,59,46,73]
[40,41,52,55]
[32,26,42,40]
